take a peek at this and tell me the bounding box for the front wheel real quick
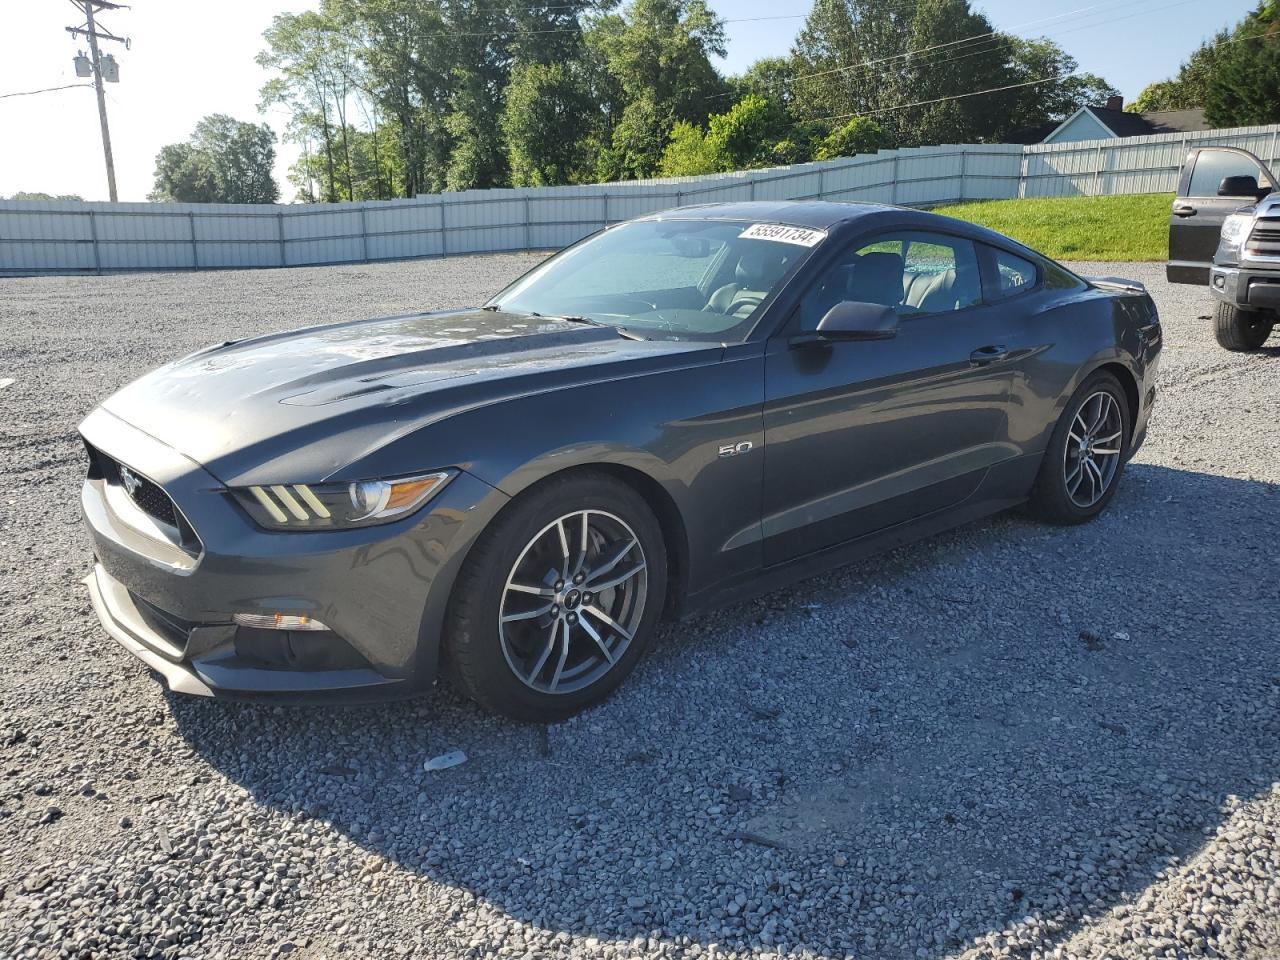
[1029,371,1130,525]
[1213,301,1274,351]
[444,472,667,722]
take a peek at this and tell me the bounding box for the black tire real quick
[1029,371,1131,526]
[444,471,667,722]
[1213,301,1274,352]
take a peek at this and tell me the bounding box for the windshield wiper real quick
[529,312,646,341]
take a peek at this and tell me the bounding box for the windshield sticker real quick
[738,223,827,247]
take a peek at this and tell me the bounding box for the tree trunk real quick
[315,80,337,203]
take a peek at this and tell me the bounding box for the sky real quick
[0,0,1260,202]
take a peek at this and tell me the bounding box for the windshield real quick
[487,218,825,342]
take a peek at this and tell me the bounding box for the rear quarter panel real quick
[1007,284,1158,456]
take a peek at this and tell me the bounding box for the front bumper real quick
[1208,264,1280,311]
[79,406,507,702]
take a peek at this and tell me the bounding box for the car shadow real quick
[167,462,1280,958]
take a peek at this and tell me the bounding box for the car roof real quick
[638,200,899,229]
[637,200,1044,260]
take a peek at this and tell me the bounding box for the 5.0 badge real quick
[717,441,754,459]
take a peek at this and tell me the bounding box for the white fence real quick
[4,123,1279,275]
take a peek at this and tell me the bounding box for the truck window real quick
[1188,151,1271,198]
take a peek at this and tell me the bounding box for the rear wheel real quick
[1213,301,1274,351]
[444,472,666,722]
[1029,371,1130,525]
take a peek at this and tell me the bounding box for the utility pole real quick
[67,1,129,202]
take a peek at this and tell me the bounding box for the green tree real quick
[6,191,84,201]
[790,0,866,122]
[150,116,278,203]
[897,0,1014,145]
[445,69,508,191]
[258,11,351,202]
[788,1,1118,147]
[611,93,673,179]
[442,0,514,191]
[1126,3,1278,123]
[660,94,820,176]
[578,15,630,181]
[591,0,727,179]
[1005,37,1119,133]
[1204,5,1280,126]
[732,57,799,110]
[253,0,751,194]
[659,120,726,175]
[814,116,885,159]
[337,0,453,197]
[502,62,589,186]
[1129,32,1227,112]
[150,145,222,203]
[1129,80,1192,113]
[706,94,792,168]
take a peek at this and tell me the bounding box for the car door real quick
[761,230,1017,565]
[1168,147,1276,285]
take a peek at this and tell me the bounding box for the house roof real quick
[1036,105,1210,143]
[1135,108,1211,134]
[1004,121,1063,145]
[1086,106,1209,136]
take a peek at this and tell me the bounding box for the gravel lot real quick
[1,255,1278,960]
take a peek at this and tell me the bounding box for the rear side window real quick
[796,231,983,329]
[1043,259,1084,290]
[1188,150,1271,197]
[990,249,1037,299]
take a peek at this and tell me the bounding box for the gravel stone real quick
[0,256,1277,959]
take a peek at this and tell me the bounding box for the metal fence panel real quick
[3,123,1279,274]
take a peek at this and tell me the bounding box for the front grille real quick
[1247,217,1280,257]
[120,468,179,528]
[84,440,181,529]
[82,439,203,558]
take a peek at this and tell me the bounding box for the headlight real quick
[1220,214,1253,250]
[231,471,452,530]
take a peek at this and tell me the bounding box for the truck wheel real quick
[1213,301,1274,351]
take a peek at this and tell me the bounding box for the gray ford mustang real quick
[80,201,1161,721]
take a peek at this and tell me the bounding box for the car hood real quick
[97,308,712,486]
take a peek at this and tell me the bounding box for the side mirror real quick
[1218,175,1270,200]
[814,300,899,340]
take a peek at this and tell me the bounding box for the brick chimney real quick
[1106,95,1124,111]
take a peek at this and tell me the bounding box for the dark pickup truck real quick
[1168,145,1280,350]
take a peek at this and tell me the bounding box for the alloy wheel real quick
[1063,390,1123,508]
[498,510,648,695]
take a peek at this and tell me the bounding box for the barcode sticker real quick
[738,223,827,247]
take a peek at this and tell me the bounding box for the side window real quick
[1043,259,1083,290]
[989,249,1038,300]
[798,231,983,330]
[894,234,983,316]
[1188,150,1271,198]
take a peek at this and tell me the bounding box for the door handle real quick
[1172,203,1197,217]
[970,345,1009,366]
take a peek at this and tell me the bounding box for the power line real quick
[0,82,94,100]
[814,71,1080,124]
[718,0,1181,99]
[857,0,1267,93]
[817,17,1279,126]
[406,12,805,39]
